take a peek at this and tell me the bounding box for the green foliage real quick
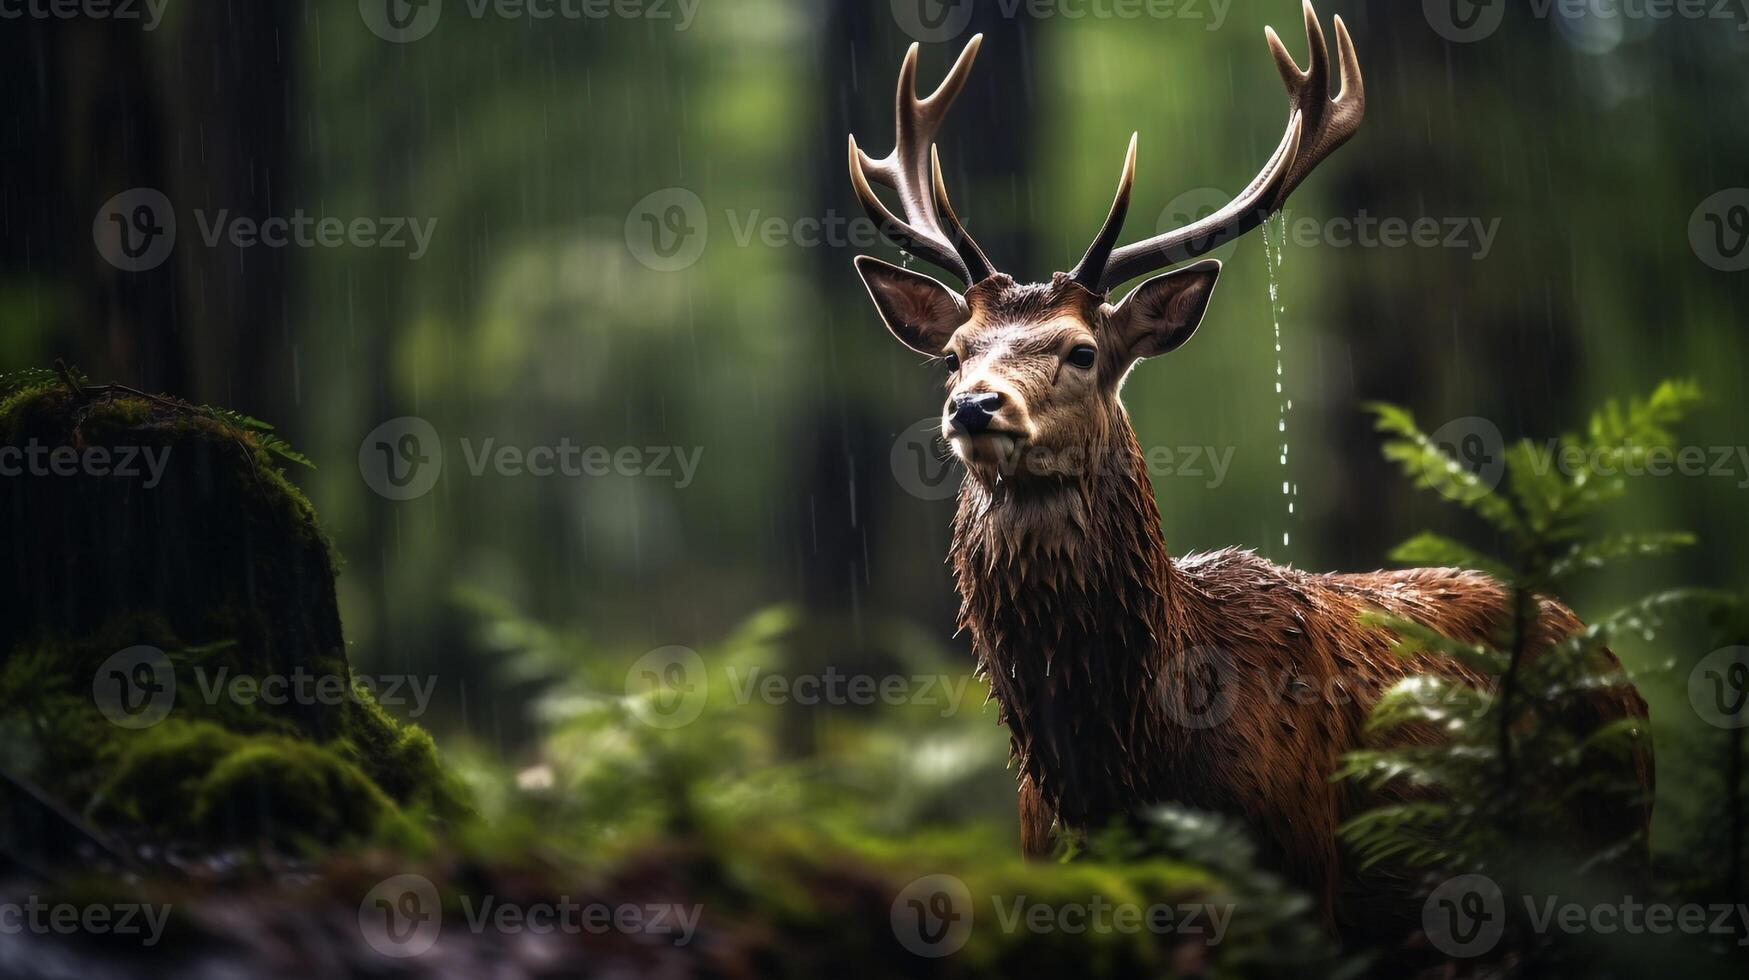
[1345,382,1738,967]
[2,625,469,853]
[193,407,313,470]
[443,598,1346,975]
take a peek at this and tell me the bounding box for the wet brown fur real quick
[928,275,1654,927]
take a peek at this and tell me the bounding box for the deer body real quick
[953,403,1637,915]
[847,1,1650,926]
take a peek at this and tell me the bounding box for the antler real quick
[849,36,998,287]
[1069,1,1365,294]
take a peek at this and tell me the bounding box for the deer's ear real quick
[854,256,969,355]
[1105,260,1222,362]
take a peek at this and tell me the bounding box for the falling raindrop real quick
[1261,213,1293,553]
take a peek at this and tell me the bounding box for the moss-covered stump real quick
[0,375,468,856]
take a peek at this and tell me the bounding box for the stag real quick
[847,2,1652,927]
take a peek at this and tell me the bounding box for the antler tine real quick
[848,35,996,286]
[1265,3,1365,210]
[1091,1,1363,293]
[1098,113,1304,292]
[1067,133,1138,293]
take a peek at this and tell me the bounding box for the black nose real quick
[949,391,1005,435]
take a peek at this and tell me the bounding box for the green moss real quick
[194,736,397,844]
[91,720,413,848]
[93,721,243,830]
[2,375,470,853]
[11,632,472,849]
[338,689,473,822]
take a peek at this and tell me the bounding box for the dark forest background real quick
[3,0,1747,914]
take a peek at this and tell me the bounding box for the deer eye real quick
[942,352,960,372]
[1067,345,1097,369]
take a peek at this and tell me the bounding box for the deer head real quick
[851,1,1364,487]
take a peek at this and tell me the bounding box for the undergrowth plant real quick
[1338,381,1749,965]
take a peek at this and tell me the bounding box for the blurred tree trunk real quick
[62,20,187,393]
[1316,0,1582,568]
[163,2,300,423]
[54,6,298,420]
[781,6,1038,755]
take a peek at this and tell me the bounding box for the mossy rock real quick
[0,376,469,855]
[0,380,341,708]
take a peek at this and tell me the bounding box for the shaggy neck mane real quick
[952,422,1199,829]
